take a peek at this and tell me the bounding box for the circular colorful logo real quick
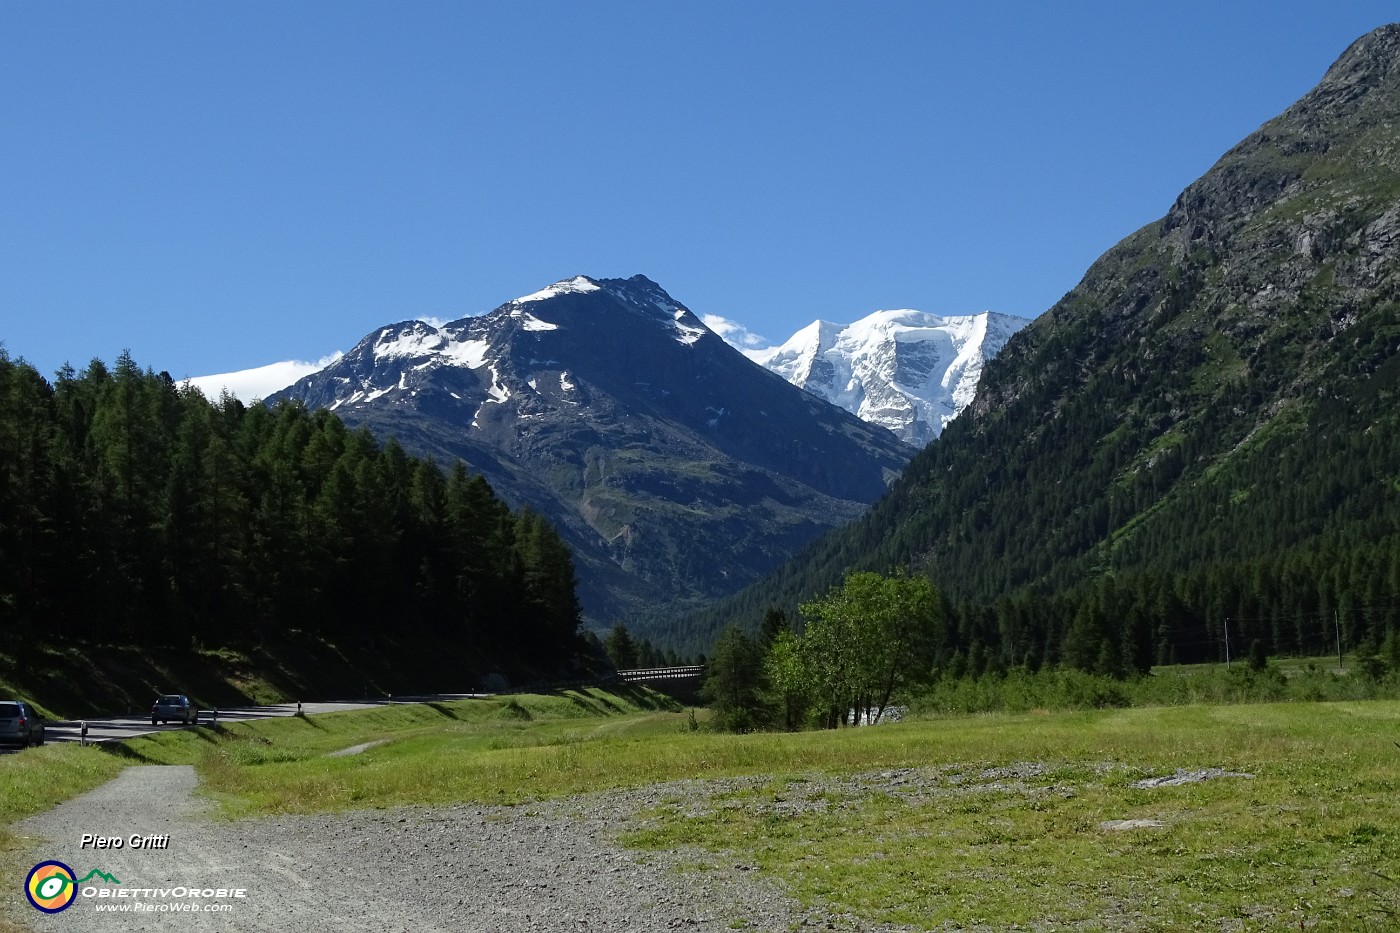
[25,861,77,913]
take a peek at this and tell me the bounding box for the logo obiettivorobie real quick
[25,861,77,913]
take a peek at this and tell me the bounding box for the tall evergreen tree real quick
[702,624,767,733]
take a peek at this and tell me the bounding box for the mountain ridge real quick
[270,274,914,625]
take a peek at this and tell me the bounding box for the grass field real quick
[627,703,1400,930]
[2,690,1397,930]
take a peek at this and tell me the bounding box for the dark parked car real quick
[0,700,46,747]
[151,694,195,726]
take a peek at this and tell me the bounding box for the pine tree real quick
[702,624,767,733]
[605,623,639,670]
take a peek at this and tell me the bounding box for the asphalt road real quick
[43,695,486,745]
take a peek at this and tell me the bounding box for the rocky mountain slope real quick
[680,24,1400,662]
[747,310,1028,446]
[271,275,912,624]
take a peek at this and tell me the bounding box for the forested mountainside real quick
[673,25,1400,668]
[0,350,584,686]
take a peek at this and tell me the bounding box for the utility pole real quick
[1335,610,1343,672]
[1224,617,1231,669]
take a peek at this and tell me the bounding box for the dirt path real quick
[12,766,871,932]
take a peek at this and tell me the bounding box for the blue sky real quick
[3,2,1396,386]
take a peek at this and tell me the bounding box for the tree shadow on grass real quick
[189,727,220,744]
[584,692,624,713]
[611,684,683,710]
[100,743,156,764]
[556,691,617,715]
[424,702,461,720]
[551,685,682,715]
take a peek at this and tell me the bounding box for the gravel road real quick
[13,765,889,932]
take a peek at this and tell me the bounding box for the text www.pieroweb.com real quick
[83,885,247,914]
[94,901,235,914]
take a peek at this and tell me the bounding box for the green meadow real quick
[2,689,1397,930]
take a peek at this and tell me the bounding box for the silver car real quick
[151,694,195,726]
[0,700,46,747]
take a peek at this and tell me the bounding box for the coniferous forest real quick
[0,350,584,686]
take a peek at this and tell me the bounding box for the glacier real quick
[743,309,1029,447]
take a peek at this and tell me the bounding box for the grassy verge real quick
[115,687,690,814]
[0,628,536,719]
[0,687,685,843]
[0,746,129,849]
[0,744,132,933]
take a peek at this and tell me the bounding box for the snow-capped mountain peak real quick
[268,273,737,421]
[512,275,602,304]
[372,320,450,359]
[742,308,1029,446]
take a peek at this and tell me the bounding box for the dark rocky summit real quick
[273,275,912,625]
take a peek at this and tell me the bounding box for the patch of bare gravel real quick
[325,739,388,758]
[12,767,903,933]
[1127,768,1254,789]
